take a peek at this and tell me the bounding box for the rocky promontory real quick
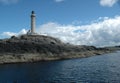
[0,35,119,64]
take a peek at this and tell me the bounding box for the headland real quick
[0,35,119,64]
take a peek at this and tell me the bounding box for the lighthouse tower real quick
[27,11,38,35]
[31,11,36,34]
[27,11,37,35]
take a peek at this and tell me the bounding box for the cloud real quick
[54,0,64,3]
[100,0,118,7]
[1,29,27,38]
[0,0,19,4]
[37,16,120,47]
[2,32,16,37]
[1,16,120,47]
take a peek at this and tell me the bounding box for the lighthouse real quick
[31,11,36,34]
[27,11,37,35]
[27,11,38,35]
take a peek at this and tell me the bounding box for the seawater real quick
[0,52,120,83]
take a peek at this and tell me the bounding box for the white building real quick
[27,11,37,35]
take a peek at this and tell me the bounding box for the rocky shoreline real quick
[0,50,110,64]
[0,35,119,64]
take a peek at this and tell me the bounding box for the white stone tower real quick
[31,11,36,35]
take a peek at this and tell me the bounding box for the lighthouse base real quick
[27,30,38,35]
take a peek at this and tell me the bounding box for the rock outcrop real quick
[0,35,119,64]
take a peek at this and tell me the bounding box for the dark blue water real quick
[0,52,120,83]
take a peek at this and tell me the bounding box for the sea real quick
[0,51,120,83]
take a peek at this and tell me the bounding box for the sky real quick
[0,0,120,47]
